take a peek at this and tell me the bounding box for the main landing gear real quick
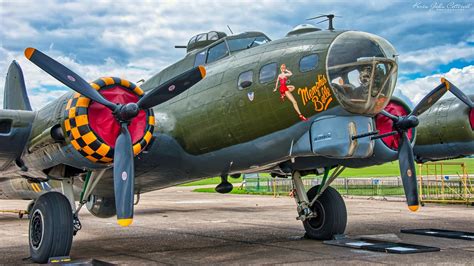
[27,171,107,263]
[290,169,347,240]
[29,192,74,263]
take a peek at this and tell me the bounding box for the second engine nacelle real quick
[414,95,474,161]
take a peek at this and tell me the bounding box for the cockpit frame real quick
[192,32,271,67]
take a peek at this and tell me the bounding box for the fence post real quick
[371,178,374,196]
[345,177,348,195]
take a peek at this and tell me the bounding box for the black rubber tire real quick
[303,185,347,240]
[29,192,74,263]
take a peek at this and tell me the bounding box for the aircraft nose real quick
[326,31,399,115]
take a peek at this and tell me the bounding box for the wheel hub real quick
[30,209,44,250]
[308,201,325,230]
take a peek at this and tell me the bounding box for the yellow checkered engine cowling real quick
[63,77,155,164]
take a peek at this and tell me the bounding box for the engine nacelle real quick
[86,195,116,218]
[62,77,154,165]
[414,95,474,161]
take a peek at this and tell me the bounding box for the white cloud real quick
[0,0,297,109]
[397,65,474,104]
[399,42,474,73]
[0,47,159,110]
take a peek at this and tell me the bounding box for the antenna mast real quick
[227,25,234,35]
[306,14,340,31]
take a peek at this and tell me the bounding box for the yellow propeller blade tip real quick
[440,77,450,90]
[117,218,133,227]
[408,205,420,212]
[24,47,35,59]
[198,65,206,78]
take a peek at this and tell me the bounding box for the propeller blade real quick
[380,110,399,122]
[113,123,135,226]
[24,47,117,111]
[410,82,448,117]
[398,131,420,211]
[441,78,474,108]
[137,66,206,109]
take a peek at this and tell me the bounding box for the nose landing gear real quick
[291,170,347,240]
[303,185,347,240]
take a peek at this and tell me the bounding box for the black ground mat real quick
[324,237,440,254]
[401,228,474,241]
[48,257,115,265]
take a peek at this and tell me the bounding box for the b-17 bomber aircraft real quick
[0,16,473,263]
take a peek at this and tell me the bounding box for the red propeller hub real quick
[63,77,155,164]
[89,86,146,147]
[375,101,413,150]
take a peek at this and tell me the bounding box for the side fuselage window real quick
[238,70,253,90]
[299,53,319,72]
[194,50,206,67]
[207,42,229,64]
[259,63,277,83]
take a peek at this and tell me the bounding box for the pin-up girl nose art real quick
[273,64,307,121]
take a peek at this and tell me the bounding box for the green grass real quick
[180,158,473,186]
[193,186,405,196]
[179,176,244,186]
[193,187,275,195]
[340,158,473,177]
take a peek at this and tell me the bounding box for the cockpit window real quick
[208,31,219,40]
[207,42,229,64]
[227,36,269,52]
[196,33,207,42]
[327,31,398,115]
[188,35,197,45]
[194,50,206,67]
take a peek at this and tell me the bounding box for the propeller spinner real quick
[25,47,206,226]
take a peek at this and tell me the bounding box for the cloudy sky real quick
[1,0,473,109]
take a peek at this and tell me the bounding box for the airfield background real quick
[190,158,473,205]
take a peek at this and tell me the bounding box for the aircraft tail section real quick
[0,61,35,170]
[3,60,32,110]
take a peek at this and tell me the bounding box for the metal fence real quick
[420,179,474,203]
[243,174,473,203]
[243,176,405,197]
[418,162,473,205]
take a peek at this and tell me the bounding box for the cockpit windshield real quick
[327,31,398,115]
[227,36,269,52]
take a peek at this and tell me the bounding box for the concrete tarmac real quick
[0,186,473,264]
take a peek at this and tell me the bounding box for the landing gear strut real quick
[291,170,347,240]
